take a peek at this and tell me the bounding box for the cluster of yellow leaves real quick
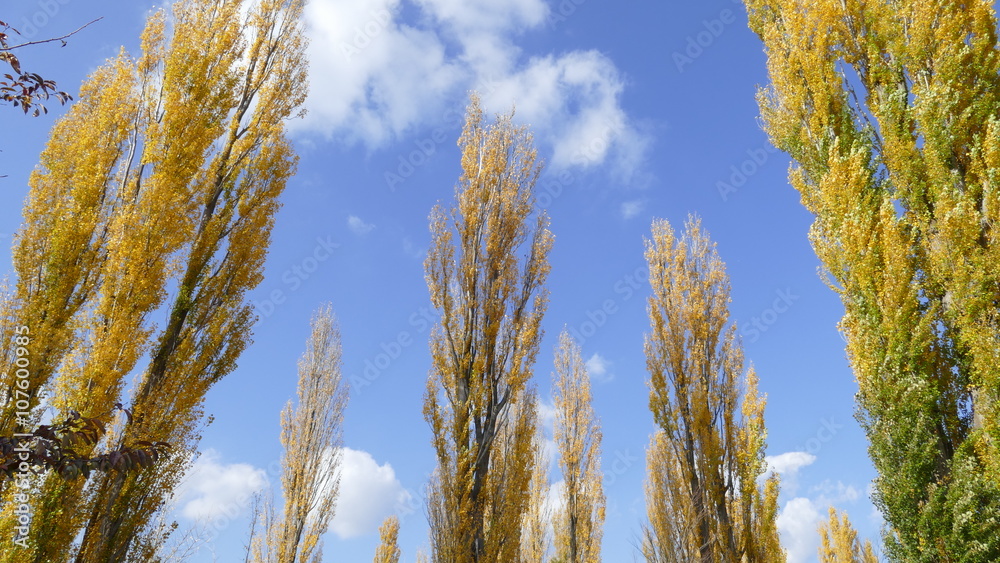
[818,507,879,563]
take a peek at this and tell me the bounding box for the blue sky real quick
[2,0,881,561]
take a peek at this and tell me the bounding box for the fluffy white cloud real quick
[620,199,644,219]
[176,449,268,523]
[299,0,648,178]
[330,447,411,538]
[810,479,860,504]
[297,0,463,146]
[347,214,375,235]
[537,399,557,431]
[766,451,816,476]
[585,352,613,383]
[777,497,823,563]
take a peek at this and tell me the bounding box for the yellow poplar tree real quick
[745,0,1000,557]
[818,508,879,563]
[552,329,604,563]
[374,515,402,563]
[0,0,308,559]
[641,216,782,563]
[520,415,551,563]
[249,304,347,563]
[423,93,553,563]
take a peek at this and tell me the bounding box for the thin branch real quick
[1,18,103,50]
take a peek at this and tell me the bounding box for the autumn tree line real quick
[1,0,999,561]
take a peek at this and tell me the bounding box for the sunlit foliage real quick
[641,216,782,563]
[423,93,553,563]
[552,330,604,563]
[248,304,346,563]
[0,0,307,559]
[374,515,402,563]
[818,507,879,563]
[745,0,1000,557]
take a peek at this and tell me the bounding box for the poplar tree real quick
[818,508,878,563]
[520,419,551,563]
[745,0,1000,557]
[374,515,402,563]
[0,0,308,559]
[423,93,553,563]
[641,216,781,563]
[248,304,346,563]
[552,330,604,563]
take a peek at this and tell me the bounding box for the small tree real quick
[818,507,878,563]
[374,515,402,563]
[552,330,604,563]
[248,304,347,563]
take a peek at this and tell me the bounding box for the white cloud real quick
[297,0,463,146]
[764,451,816,497]
[765,451,816,476]
[585,352,613,383]
[298,0,649,179]
[402,236,424,259]
[777,497,823,563]
[330,447,411,538]
[176,449,267,523]
[810,479,860,504]
[347,214,375,235]
[537,399,557,431]
[620,199,644,219]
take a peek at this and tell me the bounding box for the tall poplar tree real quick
[0,0,308,559]
[745,0,1000,557]
[520,419,551,563]
[423,93,553,563]
[248,304,346,563]
[641,216,781,563]
[552,330,604,563]
[818,508,878,563]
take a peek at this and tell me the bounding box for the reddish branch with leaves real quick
[0,404,169,480]
[0,17,99,116]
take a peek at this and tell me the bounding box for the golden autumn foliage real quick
[248,304,347,563]
[0,0,307,559]
[552,330,604,563]
[374,515,402,563]
[423,93,553,563]
[641,216,782,563]
[818,508,879,563]
[745,0,1000,557]
[520,417,551,563]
